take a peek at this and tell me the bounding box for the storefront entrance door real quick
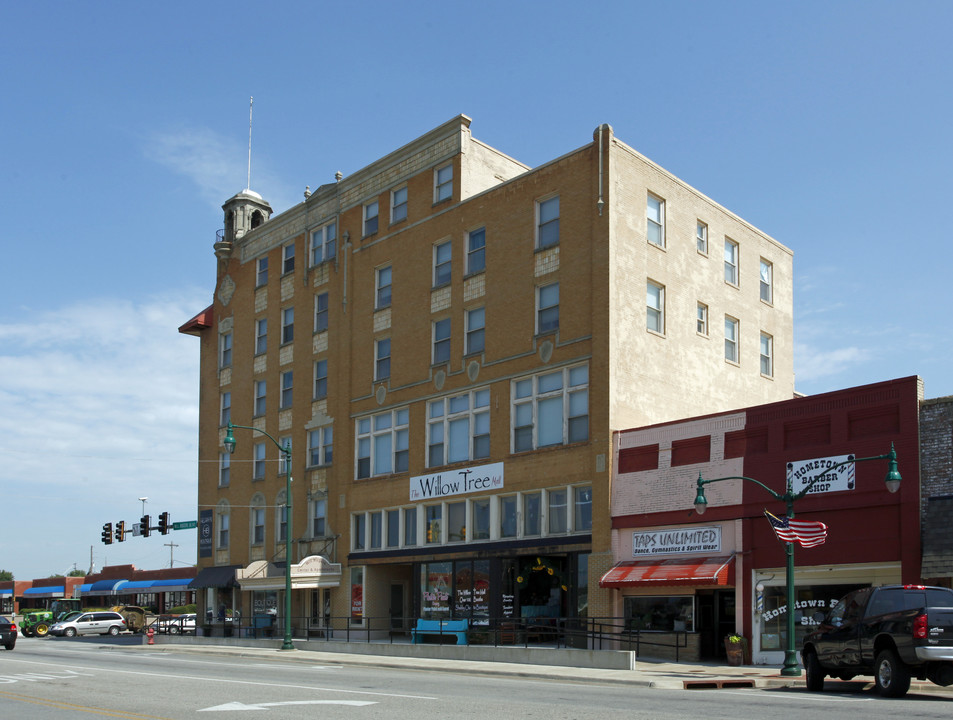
[696,589,736,660]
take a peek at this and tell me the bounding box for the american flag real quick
[764,509,828,548]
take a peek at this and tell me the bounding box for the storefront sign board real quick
[410,461,503,501]
[632,525,721,556]
[787,454,855,495]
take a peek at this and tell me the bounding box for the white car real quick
[50,611,126,637]
[157,613,196,635]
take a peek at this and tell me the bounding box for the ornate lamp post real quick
[692,444,901,676]
[224,422,295,651]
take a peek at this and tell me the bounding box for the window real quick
[427,388,490,467]
[523,493,541,536]
[376,266,392,309]
[391,187,407,223]
[435,164,452,203]
[356,407,409,479]
[432,318,450,365]
[313,359,328,400]
[537,282,559,333]
[310,221,337,266]
[472,498,490,540]
[548,489,568,534]
[500,496,517,538]
[697,221,708,254]
[282,243,295,274]
[425,504,442,543]
[512,364,588,452]
[697,303,709,336]
[760,332,774,377]
[219,332,232,368]
[537,196,559,248]
[220,392,231,427]
[433,241,451,287]
[280,370,293,409]
[725,316,739,363]
[375,338,391,381]
[253,441,266,480]
[370,512,383,549]
[256,257,268,287]
[314,293,328,333]
[217,510,229,549]
[363,200,379,236]
[312,497,327,537]
[465,307,485,355]
[386,509,400,548]
[760,259,773,303]
[647,281,664,334]
[447,502,466,542]
[281,307,294,344]
[254,380,266,416]
[255,318,267,355]
[467,227,486,275]
[353,514,366,550]
[404,507,417,546]
[647,193,665,247]
[574,486,592,531]
[725,239,739,285]
[308,426,333,467]
[219,452,230,487]
[625,596,695,633]
[252,505,265,545]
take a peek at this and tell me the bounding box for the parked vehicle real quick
[49,611,126,638]
[0,616,17,650]
[802,584,953,697]
[19,599,83,637]
[155,613,196,635]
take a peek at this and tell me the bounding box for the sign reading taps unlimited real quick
[410,462,503,501]
[632,526,722,556]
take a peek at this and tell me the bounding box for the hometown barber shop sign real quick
[632,525,722,556]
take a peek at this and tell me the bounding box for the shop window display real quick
[624,595,694,632]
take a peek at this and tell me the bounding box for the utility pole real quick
[164,541,179,569]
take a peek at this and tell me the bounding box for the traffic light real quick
[157,512,170,535]
[102,522,113,545]
[115,521,126,543]
[140,514,151,538]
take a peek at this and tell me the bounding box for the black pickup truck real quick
[802,584,953,697]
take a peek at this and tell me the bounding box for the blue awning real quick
[23,586,65,597]
[0,589,12,597]
[117,581,155,591]
[149,578,193,592]
[86,579,127,595]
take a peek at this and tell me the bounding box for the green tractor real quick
[19,599,83,638]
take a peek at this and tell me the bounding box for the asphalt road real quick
[2,636,952,719]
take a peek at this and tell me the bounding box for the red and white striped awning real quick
[599,555,734,588]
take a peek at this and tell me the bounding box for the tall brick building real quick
[180,115,795,636]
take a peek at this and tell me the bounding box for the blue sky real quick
[2,1,950,582]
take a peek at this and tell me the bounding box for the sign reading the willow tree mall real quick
[787,454,855,495]
[410,462,504,501]
[632,526,722,556]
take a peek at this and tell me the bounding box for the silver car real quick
[50,611,127,637]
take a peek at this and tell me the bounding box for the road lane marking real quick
[199,700,376,711]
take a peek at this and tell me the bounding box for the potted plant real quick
[724,633,745,666]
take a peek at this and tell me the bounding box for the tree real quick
[0,570,12,581]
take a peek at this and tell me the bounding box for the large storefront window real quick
[759,583,858,650]
[350,566,364,625]
[420,561,452,619]
[624,596,695,632]
[454,560,490,625]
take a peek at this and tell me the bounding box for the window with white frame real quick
[435,164,452,203]
[375,338,391,381]
[353,514,366,549]
[386,509,400,548]
[363,200,379,236]
[220,391,231,427]
[760,258,773,304]
[574,486,592,531]
[256,256,268,287]
[427,388,490,467]
[697,302,709,336]
[760,332,774,377]
[219,452,230,487]
[472,498,490,540]
[697,221,708,254]
[523,492,541,536]
[308,426,333,467]
[425,504,441,543]
[253,441,266,480]
[255,318,267,355]
[254,380,266,416]
[314,292,328,333]
[251,498,265,545]
[647,280,665,334]
[467,227,485,275]
[391,187,407,224]
[537,196,559,249]
[512,364,588,452]
[434,240,452,287]
[220,332,232,368]
[280,370,293,409]
[312,497,327,537]
[217,507,229,549]
[725,238,739,286]
[276,490,287,543]
[537,282,559,333]
[647,193,665,247]
[376,266,392,309]
[356,407,409,479]
[310,221,337,266]
[546,488,567,534]
[465,307,485,355]
[282,243,295,274]
[370,511,382,549]
[432,318,450,365]
[725,316,739,363]
[281,307,294,344]
[447,501,466,542]
[314,359,328,400]
[404,507,417,546]
[500,496,517,538]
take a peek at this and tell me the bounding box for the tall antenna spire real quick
[246,96,254,191]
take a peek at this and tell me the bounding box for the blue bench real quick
[411,618,468,645]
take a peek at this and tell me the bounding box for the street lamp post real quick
[692,444,901,677]
[224,422,295,651]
